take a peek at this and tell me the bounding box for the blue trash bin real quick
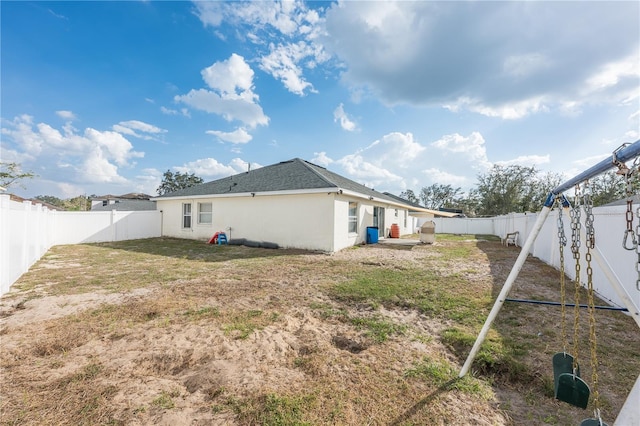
[366,227,379,244]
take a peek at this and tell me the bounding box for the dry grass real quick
[0,236,638,425]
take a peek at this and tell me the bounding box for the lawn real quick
[0,235,638,425]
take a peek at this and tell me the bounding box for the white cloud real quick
[201,53,254,95]
[573,154,611,170]
[431,132,491,169]
[443,96,549,120]
[1,115,44,155]
[584,54,639,93]
[311,151,333,167]
[174,157,259,179]
[367,132,425,167]
[56,110,76,121]
[112,120,167,140]
[502,53,551,79]
[422,168,469,187]
[333,103,356,131]
[176,89,269,128]
[57,182,84,198]
[175,54,269,128]
[322,1,639,117]
[1,114,143,185]
[259,41,326,95]
[496,155,551,166]
[160,106,190,117]
[194,1,328,96]
[337,153,403,188]
[206,128,252,144]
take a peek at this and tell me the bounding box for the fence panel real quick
[435,206,639,311]
[1,194,162,295]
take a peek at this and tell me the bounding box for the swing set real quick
[459,140,640,426]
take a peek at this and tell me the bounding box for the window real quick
[198,202,212,224]
[348,202,358,233]
[404,210,408,228]
[182,203,192,229]
[395,209,398,217]
[102,200,108,206]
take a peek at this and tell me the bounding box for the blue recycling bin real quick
[366,227,379,244]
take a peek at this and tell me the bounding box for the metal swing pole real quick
[459,139,640,378]
[459,196,555,377]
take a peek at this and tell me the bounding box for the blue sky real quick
[2,1,639,200]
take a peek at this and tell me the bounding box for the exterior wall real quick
[158,193,414,253]
[332,197,413,251]
[157,193,336,252]
[333,196,363,251]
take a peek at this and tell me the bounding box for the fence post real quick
[21,201,31,273]
[111,209,117,241]
[0,195,9,294]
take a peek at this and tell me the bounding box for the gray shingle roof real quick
[155,158,402,205]
[91,200,157,211]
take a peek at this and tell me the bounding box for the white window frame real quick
[182,203,192,229]
[348,202,358,234]
[198,202,212,224]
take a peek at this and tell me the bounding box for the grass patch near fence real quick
[1,235,638,426]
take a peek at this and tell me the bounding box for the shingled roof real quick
[154,158,403,205]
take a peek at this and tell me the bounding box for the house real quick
[153,158,449,252]
[8,194,66,211]
[90,193,156,211]
[381,192,459,232]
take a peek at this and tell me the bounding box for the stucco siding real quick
[157,193,335,251]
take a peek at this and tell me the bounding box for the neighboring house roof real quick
[8,194,66,211]
[601,194,640,207]
[154,158,412,208]
[92,193,152,201]
[382,192,424,209]
[91,200,157,211]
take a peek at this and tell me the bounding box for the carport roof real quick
[154,158,404,206]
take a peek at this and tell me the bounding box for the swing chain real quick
[636,204,640,290]
[621,167,637,250]
[617,149,640,251]
[583,181,595,249]
[583,184,603,420]
[571,186,582,372]
[556,197,568,352]
[571,185,582,260]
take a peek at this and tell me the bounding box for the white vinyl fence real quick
[434,206,640,313]
[0,194,161,295]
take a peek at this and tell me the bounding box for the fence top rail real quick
[551,139,640,196]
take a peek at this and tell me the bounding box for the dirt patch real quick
[0,237,638,425]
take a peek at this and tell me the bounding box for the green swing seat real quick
[579,419,608,426]
[557,372,590,409]
[553,352,590,409]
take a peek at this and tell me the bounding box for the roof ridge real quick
[297,159,338,188]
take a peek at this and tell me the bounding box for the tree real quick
[34,195,64,208]
[156,170,204,195]
[419,184,462,210]
[456,189,482,217]
[399,189,419,204]
[0,162,35,189]
[475,165,540,216]
[588,171,626,206]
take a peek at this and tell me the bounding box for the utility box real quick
[366,226,379,244]
[420,221,436,244]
